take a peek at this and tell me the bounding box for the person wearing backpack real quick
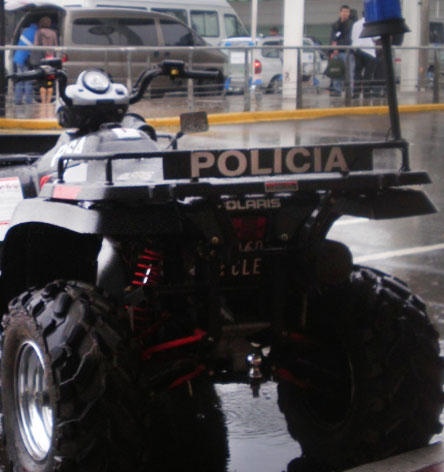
[12,22,38,105]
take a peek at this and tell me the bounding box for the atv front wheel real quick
[277,266,444,470]
[1,281,145,472]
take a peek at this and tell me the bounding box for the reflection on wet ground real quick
[7,87,441,121]
[216,382,300,472]
[182,112,444,472]
[1,113,444,472]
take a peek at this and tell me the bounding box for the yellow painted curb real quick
[146,103,444,128]
[1,103,444,130]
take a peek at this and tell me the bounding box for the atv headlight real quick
[82,70,110,94]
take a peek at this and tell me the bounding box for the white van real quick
[6,0,247,46]
[139,0,248,46]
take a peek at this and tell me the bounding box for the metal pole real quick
[296,48,303,108]
[0,0,6,116]
[187,49,194,111]
[433,48,440,103]
[243,48,251,112]
[381,35,402,141]
[345,50,352,107]
[126,51,132,91]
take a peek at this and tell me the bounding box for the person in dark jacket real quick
[329,5,354,96]
[13,22,38,105]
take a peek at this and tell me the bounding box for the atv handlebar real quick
[8,68,47,82]
[128,60,220,104]
[8,59,71,104]
[8,59,220,107]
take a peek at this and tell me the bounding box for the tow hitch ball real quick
[246,351,264,397]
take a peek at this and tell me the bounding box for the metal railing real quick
[3,43,444,119]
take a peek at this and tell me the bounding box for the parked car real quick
[219,35,327,94]
[6,3,228,95]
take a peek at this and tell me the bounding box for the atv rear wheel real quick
[1,280,145,472]
[277,266,444,470]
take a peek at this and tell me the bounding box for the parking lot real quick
[1,103,444,472]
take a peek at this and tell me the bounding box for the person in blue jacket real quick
[13,22,38,105]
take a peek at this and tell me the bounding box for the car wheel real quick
[268,75,282,94]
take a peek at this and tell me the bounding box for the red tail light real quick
[232,216,266,241]
[254,59,262,74]
[39,174,52,189]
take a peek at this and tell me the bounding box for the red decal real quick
[39,174,52,189]
[53,185,81,200]
[266,181,299,192]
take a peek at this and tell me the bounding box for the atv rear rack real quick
[46,170,431,201]
[55,140,412,185]
[48,139,432,202]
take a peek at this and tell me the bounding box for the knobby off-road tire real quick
[1,280,145,472]
[277,266,444,471]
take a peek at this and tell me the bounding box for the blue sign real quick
[364,0,402,23]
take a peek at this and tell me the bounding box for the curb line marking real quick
[354,243,444,264]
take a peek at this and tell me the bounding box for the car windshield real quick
[224,14,247,38]
[72,17,158,46]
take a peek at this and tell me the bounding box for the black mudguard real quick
[7,198,183,236]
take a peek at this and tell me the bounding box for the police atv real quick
[0,55,443,472]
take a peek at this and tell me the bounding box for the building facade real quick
[228,0,444,44]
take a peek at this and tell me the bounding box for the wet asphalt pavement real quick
[1,111,444,472]
[179,111,444,472]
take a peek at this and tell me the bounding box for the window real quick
[430,22,444,44]
[160,19,194,46]
[190,10,219,38]
[72,18,158,46]
[152,8,188,25]
[224,14,247,38]
[262,39,282,58]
